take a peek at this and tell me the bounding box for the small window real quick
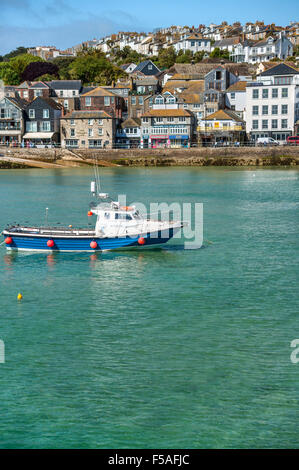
[104,97,110,106]
[252,89,259,99]
[262,89,268,99]
[29,109,35,118]
[230,92,235,100]
[88,119,94,125]
[43,109,49,119]
[85,97,91,106]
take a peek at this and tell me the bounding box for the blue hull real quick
[3,231,174,252]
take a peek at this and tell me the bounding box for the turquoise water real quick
[0,167,298,449]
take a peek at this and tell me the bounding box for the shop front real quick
[169,135,189,148]
[150,135,168,148]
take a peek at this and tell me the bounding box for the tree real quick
[210,47,230,59]
[22,61,59,81]
[157,47,177,69]
[51,56,76,79]
[176,49,193,63]
[0,62,19,85]
[0,53,45,85]
[194,51,205,63]
[69,50,125,85]
[1,46,28,61]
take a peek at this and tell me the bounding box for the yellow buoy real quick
[17,293,23,300]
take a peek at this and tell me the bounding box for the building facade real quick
[245,63,299,142]
[60,111,115,149]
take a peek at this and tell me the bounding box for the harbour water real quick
[0,167,298,449]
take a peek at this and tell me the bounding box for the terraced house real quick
[0,96,27,145]
[60,110,115,149]
[140,109,194,148]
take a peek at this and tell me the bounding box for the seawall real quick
[0,146,299,168]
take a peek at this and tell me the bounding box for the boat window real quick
[133,211,141,219]
[115,213,132,220]
[104,212,110,219]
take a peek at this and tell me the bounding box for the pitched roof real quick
[260,62,299,76]
[134,60,161,73]
[226,81,247,92]
[48,80,82,90]
[141,109,193,117]
[202,109,244,122]
[213,37,241,47]
[62,110,113,119]
[121,117,141,128]
[5,96,28,109]
[26,97,62,110]
[30,81,50,89]
[80,86,116,97]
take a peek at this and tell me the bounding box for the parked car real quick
[256,137,279,146]
[286,136,299,145]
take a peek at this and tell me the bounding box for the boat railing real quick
[6,225,96,236]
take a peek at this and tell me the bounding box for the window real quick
[23,91,28,98]
[70,128,76,137]
[72,91,76,96]
[43,109,49,119]
[179,117,186,122]
[111,96,114,104]
[272,88,278,98]
[281,119,288,129]
[252,89,259,99]
[29,109,35,118]
[88,128,93,137]
[274,77,291,85]
[148,64,153,70]
[252,120,258,130]
[89,140,102,148]
[231,92,235,100]
[60,90,63,97]
[70,119,75,126]
[98,119,103,125]
[131,97,136,105]
[262,89,268,99]
[167,117,174,122]
[34,90,42,97]
[41,121,50,132]
[88,119,94,125]
[98,128,103,135]
[104,97,110,106]
[26,121,37,132]
[272,119,278,129]
[191,41,195,47]
[272,105,278,115]
[65,140,78,147]
[252,106,259,115]
[282,88,288,98]
[216,71,221,80]
[85,97,91,106]
[155,117,163,123]
[262,106,268,115]
[64,100,68,109]
[281,104,288,115]
[138,97,143,105]
[142,117,148,123]
[262,120,268,129]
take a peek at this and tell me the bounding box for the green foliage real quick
[0,53,45,85]
[194,51,205,63]
[176,49,193,63]
[157,47,177,69]
[1,46,28,62]
[51,56,76,79]
[210,47,230,59]
[69,49,125,85]
[112,46,146,66]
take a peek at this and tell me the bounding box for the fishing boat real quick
[2,182,185,253]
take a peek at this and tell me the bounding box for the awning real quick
[169,135,189,140]
[23,132,55,139]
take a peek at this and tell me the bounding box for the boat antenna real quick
[93,154,101,196]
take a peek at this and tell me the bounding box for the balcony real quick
[197,124,244,132]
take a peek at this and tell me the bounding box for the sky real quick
[0,0,297,55]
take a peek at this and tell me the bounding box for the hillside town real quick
[0,20,299,149]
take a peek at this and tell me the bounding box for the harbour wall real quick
[0,146,299,168]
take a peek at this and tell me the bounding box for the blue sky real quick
[0,0,297,55]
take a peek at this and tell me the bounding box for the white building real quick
[245,63,299,142]
[225,81,247,119]
[230,35,293,64]
[173,34,211,54]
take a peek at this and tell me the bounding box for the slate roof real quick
[48,80,82,90]
[30,81,50,89]
[62,110,113,119]
[25,97,62,110]
[134,60,161,74]
[260,63,299,76]
[6,96,28,109]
